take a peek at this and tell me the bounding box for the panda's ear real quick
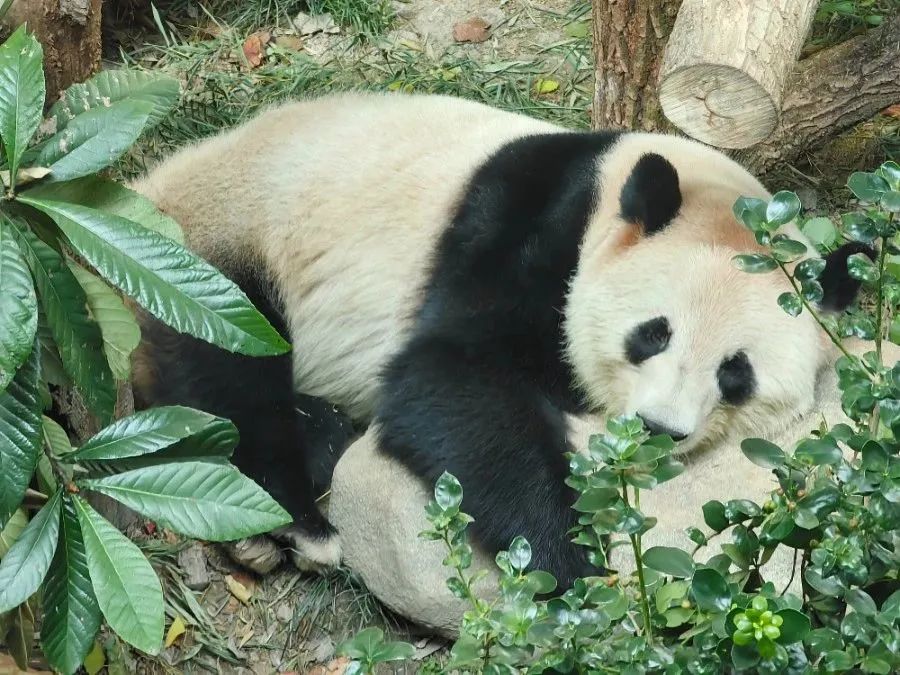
[819,241,875,313]
[619,153,682,236]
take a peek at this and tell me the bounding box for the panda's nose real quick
[637,415,688,442]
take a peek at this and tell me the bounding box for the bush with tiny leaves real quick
[339,163,900,674]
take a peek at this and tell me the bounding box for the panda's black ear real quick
[819,241,875,313]
[619,153,682,236]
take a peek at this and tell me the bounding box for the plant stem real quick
[620,475,653,642]
[875,236,888,364]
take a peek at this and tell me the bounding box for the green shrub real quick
[0,24,291,672]
[340,166,900,673]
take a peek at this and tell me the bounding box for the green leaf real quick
[35,100,153,183]
[73,496,163,655]
[80,461,291,540]
[0,490,61,613]
[525,570,557,595]
[642,546,695,578]
[741,438,786,468]
[24,176,183,243]
[11,224,115,423]
[847,171,889,203]
[801,218,838,249]
[47,69,179,135]
[0,508,26,557]
[573,487,618,512]
[18,197,290,357]
[650,455,685,484]
[771,236,807,263]
[844,587,877,616]
[733,254,777,273]
[338,626,386,660]
[731,643,760,670]
[794,438,842,466]
[880,161,900,189]
[774,608,810,644]
[0,26,44,187]
[435,471,463,511]
[373,640,416,663]
[42,415,72,456]
[804,568,844,597]
[795,257,827,282]
[508,536,531,571]
[41,495,101,675]
[733,197,768,231]
[691,568,732,613]
[0,341,41,529]
[766,191,802,227]
[702,500,729,531]
[67,262,140,380]
[778,292,802,317]
[846,252,878,283]
[880,190,900,212]
[0,216,37,390]
[72,406,231,462]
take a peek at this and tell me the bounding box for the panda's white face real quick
[567,238,826,453]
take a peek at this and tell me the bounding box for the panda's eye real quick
[718,350,755,405]
[625,317,671,365]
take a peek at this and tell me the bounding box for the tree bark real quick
[591,0,680,132]
[659,0,818,149]
[2,0,103,104]
[736,13,900,175]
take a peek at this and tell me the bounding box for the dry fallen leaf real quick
[242,30,272,68]
[882,103,900,119]
[83,641,106,675]
[453,17,491,44]
[224,573,253,603]
[165,616,187,648]
[307,657,350,675]
[0,166,51,189]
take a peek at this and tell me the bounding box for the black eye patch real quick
[718,351,755,405]
[625,317,671,365]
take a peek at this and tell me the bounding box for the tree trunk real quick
[591,0,680,132]
[737,13,900,175]
[659,0,819,149]
[2,0,103,104]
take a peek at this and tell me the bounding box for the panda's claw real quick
[271,525,342,574]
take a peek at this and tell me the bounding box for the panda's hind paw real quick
[271,525,342,574]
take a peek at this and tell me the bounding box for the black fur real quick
[819,241,876,313]
[135,265,357,543]
[376,132,621,589]
[619,153,682,235]
[625,316,672,365]
[717,350,756,406]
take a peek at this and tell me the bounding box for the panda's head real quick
[565,134,868,452]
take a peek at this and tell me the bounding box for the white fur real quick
[132,92,834,454]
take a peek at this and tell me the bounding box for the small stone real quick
[178,543,211,590]
[275,602,294,623]
[453,17,491,44]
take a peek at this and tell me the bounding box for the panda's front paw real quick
[271,525,342,574]
[222,535,286,575]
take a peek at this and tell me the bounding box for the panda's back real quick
[132,92,563,418]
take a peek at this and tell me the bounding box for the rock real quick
[330,339,893,633]
[178,542,211,590]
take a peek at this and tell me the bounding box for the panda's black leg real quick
[376,337,595,591]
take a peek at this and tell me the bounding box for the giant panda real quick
[129,91,867,590]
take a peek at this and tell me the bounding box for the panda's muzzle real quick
[636,414,688,442]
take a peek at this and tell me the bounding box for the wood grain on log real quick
[737,14,900,175]
[2,0,103,104]
[659,0,818,149]
[591,0,680,131]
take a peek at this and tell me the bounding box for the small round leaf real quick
[642,546,695,578]
[766,191,801,227]
[740,438,786,469]
[691,568,732,613]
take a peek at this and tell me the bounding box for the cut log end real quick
[659,64,778,149]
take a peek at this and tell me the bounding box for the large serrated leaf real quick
[0,490,61,613]
[0,216,37,391]
[42,414,73,456]
[73,496,163,655]
[35,99,152,183]
[0,26,44,187]
[0,341,41,529]
[24,176,183,243]
[67,262,140,381]
[11,224,115,423]
[36,307,69,386]
[47,69,179,134]
[42,495,102,675]
[19,197,290,356]
[71,406,232,462]
[81,461,292,541]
